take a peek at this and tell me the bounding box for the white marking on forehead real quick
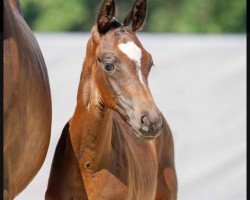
[118,41,145,85]
[118,41,142,66]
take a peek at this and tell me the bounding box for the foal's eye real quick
[103,63,115,72]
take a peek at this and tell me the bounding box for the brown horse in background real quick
[46,0,177,199]
[4,0,52,199]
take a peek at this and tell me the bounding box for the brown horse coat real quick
[4,0,52,199]
[46,0,177,199]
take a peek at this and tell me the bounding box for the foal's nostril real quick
[141,114,150,132]
[155,128,159,133]
[141,114,149,126]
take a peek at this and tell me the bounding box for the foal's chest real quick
[83,168,128,200]
[83,134,157,200]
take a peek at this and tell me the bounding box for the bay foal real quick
[46,0,177,199]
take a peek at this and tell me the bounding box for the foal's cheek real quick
[96,76,117,108]
[106,76,122,96]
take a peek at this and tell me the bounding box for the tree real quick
[20,0,246,33]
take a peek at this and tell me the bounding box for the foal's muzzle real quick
[133,110,163,140]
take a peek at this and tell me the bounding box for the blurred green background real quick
[20,0,246,33]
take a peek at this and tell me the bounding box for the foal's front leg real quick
[45,123,88,200]
[155,165,178,200]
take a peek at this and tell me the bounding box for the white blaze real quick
[118,41,144,85]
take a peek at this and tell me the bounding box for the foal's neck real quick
[70,64,114,172]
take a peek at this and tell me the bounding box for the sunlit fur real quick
[4,0,51,198]
[79,36,158,200]
[46,27,177,200]
[46,1,177,199]
[119,129,158,200]
[4,0,49,76]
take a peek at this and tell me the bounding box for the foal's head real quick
[84,0,163,140]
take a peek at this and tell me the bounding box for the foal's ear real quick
[123,0,147,32]
[97,0,116,34]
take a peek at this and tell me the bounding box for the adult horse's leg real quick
[46,123,88,200]
[155,119,178,200]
